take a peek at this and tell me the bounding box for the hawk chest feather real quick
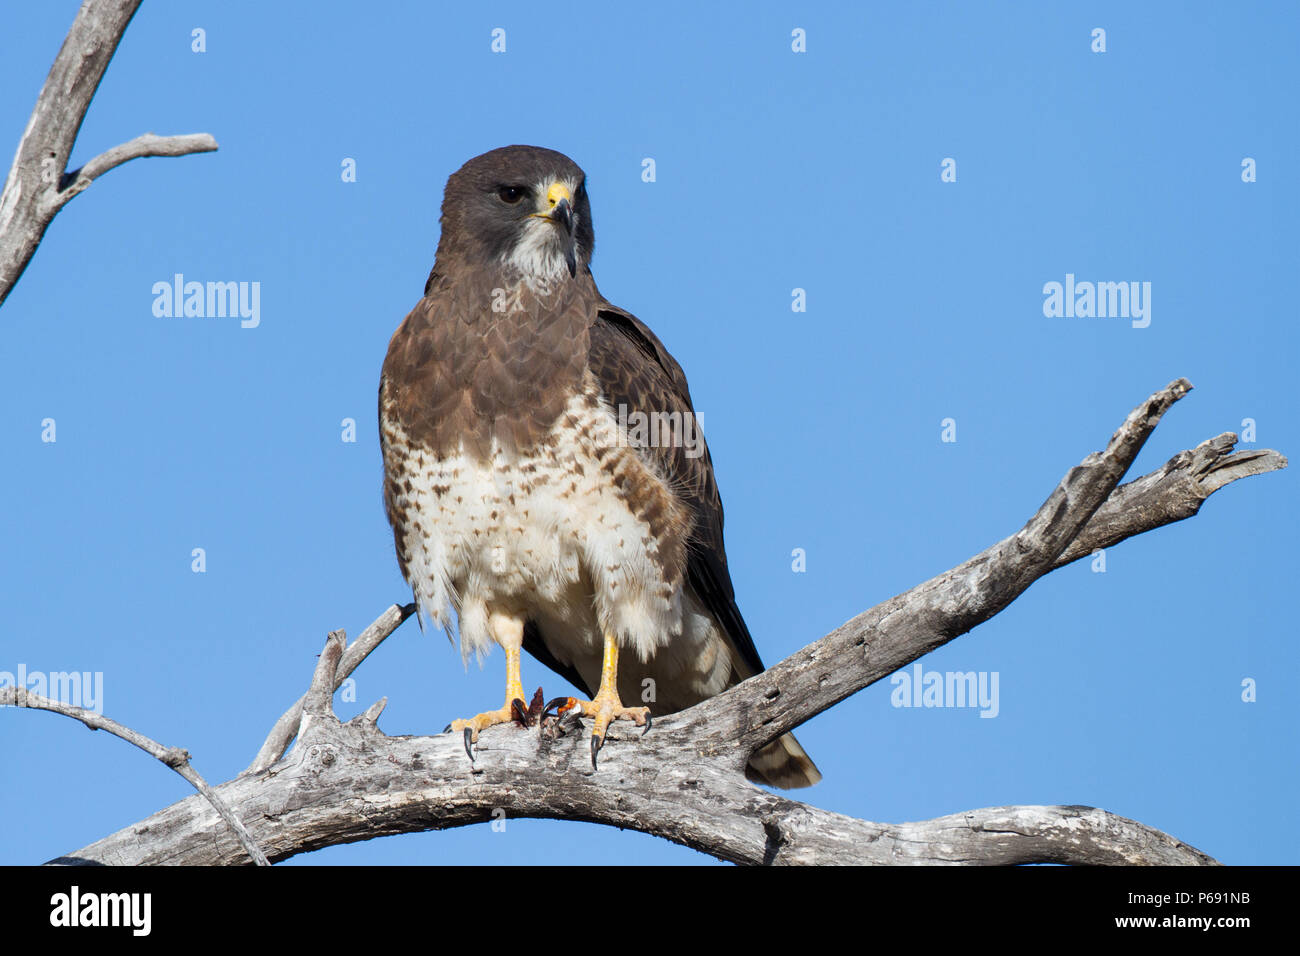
[380,376,690,664]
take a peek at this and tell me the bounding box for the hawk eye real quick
[497,185,527,204]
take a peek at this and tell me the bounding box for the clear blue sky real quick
[2,1,1296,865]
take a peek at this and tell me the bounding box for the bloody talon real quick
[543,696,577,721]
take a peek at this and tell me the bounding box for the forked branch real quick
[0,0,217,309]
[43,380,1281,866]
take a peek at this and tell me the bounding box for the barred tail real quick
[745,732,821,789]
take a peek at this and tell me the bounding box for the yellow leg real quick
[546,631,650,769]
[448,612,528,756]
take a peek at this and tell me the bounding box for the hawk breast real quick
[380,367,692,667]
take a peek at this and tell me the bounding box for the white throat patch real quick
[505,217,570,283]
[500,178,581,287]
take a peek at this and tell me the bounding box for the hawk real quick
[379,145,820,788]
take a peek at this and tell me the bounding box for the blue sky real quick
[1,1,1296,865]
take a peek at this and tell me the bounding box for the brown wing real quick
[519,298,821,788]
[580,301,766,681]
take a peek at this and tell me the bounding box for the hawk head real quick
[437,145,595,282]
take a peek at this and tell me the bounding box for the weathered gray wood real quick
[50,380,1278,866]
[1053,432,1286,568]
[0,0,217,309]
[2,686,267,865]
[678,379,1205,760]
[244,605,414,776]
[53,701,1217,866]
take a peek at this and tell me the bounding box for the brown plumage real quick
[379,145,819,788]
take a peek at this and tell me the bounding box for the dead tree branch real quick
[1,686,267,865]
[0,0,217,309]
[43,380,1281,866]
[1052,432,1286,568]
[244,603,415,777]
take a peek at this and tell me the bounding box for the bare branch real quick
[1053,432,1288,567]
[49,381,1274,867]
[2,686,268,866]
[244,603,415,776]
[680,379,1200,761]
[52,132,219,210]
[52,687,1216,866]
[0,0,217,308]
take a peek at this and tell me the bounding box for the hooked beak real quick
[536,182,578,277]
[550,197,574,235]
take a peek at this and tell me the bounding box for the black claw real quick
[642,713,652,736]
[462,727,475,761]
[542,697,569,720]
[591,733,603,770]
[442,724,451,734]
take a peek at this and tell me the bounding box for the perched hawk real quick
[379,145,820,788]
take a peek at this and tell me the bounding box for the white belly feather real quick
[383,384,737,708]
